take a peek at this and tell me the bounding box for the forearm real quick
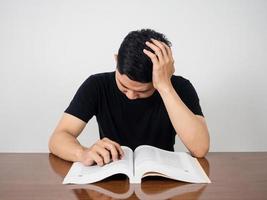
[48,131,86,162]
[159,85,210,158]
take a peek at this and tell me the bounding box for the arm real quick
[48,113,88,162]
[143,39,210,158]
[157,86,209,158]
[48,113,124,165]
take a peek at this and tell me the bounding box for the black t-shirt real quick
[65,71,203,151]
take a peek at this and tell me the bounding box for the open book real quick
[63,145,211,184]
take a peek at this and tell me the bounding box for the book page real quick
[133,145,210,183]
[63,146,133,184]
[134,145,187,169]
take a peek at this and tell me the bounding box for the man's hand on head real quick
[143,38,175,93]
[79,137,124,166]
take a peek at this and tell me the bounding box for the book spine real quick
[129,176,141,184]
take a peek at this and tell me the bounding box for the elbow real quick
[191,140,210,158]
[192,129,210,158]
[191,148,209,158]
[191,142,210,158]
[48,134,55,154]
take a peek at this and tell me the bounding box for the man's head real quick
[115,29,172,100]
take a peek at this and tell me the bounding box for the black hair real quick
[117,29,172,83]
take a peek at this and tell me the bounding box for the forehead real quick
[116,71,152,90]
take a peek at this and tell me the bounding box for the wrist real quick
[157,81,173,95]
[75,146,87,162]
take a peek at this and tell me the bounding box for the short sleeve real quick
[173,77,204,117]
[64,75,99,123]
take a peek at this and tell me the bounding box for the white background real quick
[0,0,266,152]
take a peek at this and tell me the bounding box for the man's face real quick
[115,69,155,100]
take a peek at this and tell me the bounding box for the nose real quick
[126,90,138,100]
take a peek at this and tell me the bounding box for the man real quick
[49,29,210,167]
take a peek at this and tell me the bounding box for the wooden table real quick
[0,153,266,200]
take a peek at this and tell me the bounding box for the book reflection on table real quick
[67,175,208,200]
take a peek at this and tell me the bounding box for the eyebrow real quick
[118,79,151,92]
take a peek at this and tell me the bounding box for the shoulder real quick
[171,75,199,99]
[171,75,204,116]
[84,71,114,83]
[171,74,189,82]
[171,75,192,90]
[81,71,115,88]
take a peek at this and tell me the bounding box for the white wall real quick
[0,0,266,152]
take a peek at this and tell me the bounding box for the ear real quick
[114,54,118,62]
